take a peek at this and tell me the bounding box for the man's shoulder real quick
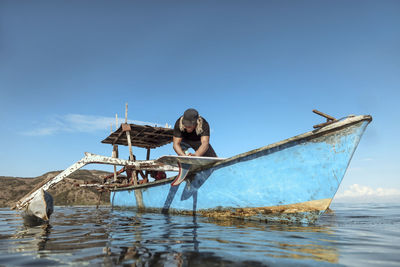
[173,117,183,137]
[200,117,209,125]
[199,117,210,135]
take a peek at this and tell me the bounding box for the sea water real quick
[0,203,399,266]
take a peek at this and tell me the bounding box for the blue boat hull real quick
[111,116,371,223]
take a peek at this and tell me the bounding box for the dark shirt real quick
[173,117,210,142]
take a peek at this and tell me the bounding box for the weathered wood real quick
[125,103,142,202]
[111,128,126,145]
[114,135,171,147]
[313,120,336,129]
[125,115,138,185]
[138,170,146,179]
[110,123,118,182]
[312,109,337,121]
[112,145,118,182]
[79,176,176,190]
[122,123,131,131]
[146,148,151,179]
[134,189,144,210]
[126,131,134,160]
[126,130,137,187]
[96,190,102,209]
[146,148,151,160]
[102,124,173,148]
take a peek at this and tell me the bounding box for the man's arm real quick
[173,136,186,156]
[193,136,210,156]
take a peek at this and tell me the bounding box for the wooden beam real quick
[312,109,337,121]
[111,129,126,146]
[313,120,336,129]
[112,145,118,182]
[146,148,151,179]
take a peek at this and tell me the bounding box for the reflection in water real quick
[203,217,339,264]
[1,207,340,266]
[12,223,52,253]
[101,209,339,266]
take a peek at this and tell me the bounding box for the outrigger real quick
[13,107,372,224]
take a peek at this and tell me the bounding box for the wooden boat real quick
[13,109,372,224]
[110,114,372,223]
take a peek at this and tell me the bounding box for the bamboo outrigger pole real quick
[13,152,178,210]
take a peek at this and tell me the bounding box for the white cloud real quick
[335,184,400,202]
[22,114,169,136]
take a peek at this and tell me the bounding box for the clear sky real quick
[1,0,399,201]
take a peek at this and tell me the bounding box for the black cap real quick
[182,108,199,126]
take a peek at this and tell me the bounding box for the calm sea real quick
[0,203,399,266]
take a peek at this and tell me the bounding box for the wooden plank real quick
[157,155,226,167]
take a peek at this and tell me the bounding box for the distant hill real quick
[0,170,112,208]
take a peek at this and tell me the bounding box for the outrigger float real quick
[13,108,372,224]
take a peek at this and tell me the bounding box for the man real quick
[173,108,217,157]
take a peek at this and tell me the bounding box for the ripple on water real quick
[0,204,399,266]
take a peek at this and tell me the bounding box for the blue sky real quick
[1,1,399,201]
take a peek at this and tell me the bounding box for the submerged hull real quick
[111,115,371,223]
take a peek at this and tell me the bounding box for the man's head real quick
[182,108,199,132]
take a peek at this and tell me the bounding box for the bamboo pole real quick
[125,103,137,185]
[111,122,118,183]
[146,148,151,179]
[125,103,128,123]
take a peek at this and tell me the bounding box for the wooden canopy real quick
[101,123,174,149]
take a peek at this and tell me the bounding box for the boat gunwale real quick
[207,114,372,170]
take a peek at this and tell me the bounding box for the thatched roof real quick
[101,124,173,149]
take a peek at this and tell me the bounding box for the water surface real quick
[0,203,399,266]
